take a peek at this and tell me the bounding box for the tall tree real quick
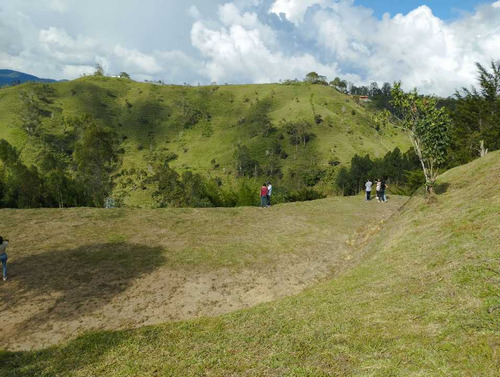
[391,82,451,193]
[453,61,500,162]
[73,122,122,206]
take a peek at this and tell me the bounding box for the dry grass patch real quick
[0,196,405,351]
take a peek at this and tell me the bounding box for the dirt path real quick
[0,198,406,351]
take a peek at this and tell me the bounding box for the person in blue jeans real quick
[0,236,8,281]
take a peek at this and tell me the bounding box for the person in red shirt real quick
[260,183,268,208]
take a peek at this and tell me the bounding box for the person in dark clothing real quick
[0,236,9,281]
[380,179,387,203]
[266,182,272,207]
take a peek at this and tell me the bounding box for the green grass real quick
[1,152,499,375]
[0,78,410,207]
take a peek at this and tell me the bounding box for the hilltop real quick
[0,151,499,375]
[0,76,410,207]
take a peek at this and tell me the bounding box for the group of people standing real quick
[260,182,273,208]
[365,179,388,202]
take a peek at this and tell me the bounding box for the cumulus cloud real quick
[303,1,500,95]
[39,27,97,63]
[269,0,336,25]
[191,4,344,84]
[113,45,162,74]
[0,0,499,95]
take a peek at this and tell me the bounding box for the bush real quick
[286,188,325,202]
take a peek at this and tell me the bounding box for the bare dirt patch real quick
[0,197,406,351]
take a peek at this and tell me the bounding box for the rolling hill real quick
[0,76,410,207]
[0,151,498,375]
[0,69,56,87]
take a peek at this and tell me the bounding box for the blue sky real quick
[356,0,483,19]
[0,0,499,95]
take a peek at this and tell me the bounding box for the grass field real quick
[1,151,499,375]
[0,195,406,352]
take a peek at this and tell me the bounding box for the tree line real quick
[335,148,422,196]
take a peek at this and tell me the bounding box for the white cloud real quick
[0,0,499,95]
[191,19,342,84]
[269,0,336,25]
[218,3,277,46]
[300,2,500,95]
[48,0,67,14]
[113,45,161,74]
[38,27,98,65]
[188,5,201,19]
[62,64,94,78]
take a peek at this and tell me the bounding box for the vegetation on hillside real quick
[0,76,409,208]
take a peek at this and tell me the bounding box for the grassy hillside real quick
[1,152,499,375]
[0,77,410,206]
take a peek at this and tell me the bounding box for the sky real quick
[0,0,499,96]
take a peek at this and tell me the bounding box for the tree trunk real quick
[479,140,488,157]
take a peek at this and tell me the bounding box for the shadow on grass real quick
[2,242,166,333]
[434,182,450,195]
[0,330,134,376]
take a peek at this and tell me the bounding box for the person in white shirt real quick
[266,182,272,207]
[365,179,373,201]
[0,236,9,281]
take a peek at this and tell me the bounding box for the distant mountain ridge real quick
[0,69,57,86]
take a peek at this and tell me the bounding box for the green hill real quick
[1,151,498,375]
[0,76,409,207]
[0,69,56,87]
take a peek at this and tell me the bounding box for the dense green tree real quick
[244,98,274,137]
[151,162,184,207]
[73,123,122,207]
[305,72,327,85]
[0,140,45,208]
[234,145,259,177]
[94,64,105,76]
[283,120,312,148]
[335,166,354,196]
[453,61,500,163]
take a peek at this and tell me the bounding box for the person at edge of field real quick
[0,236,9,281]
[266,181,273,207]
[365,179,373,201]
[380,179,388,203]
[260,183,268,208]
[375,179,382,202]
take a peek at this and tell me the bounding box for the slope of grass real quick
[0,77,410,206]
[1,152,499,375]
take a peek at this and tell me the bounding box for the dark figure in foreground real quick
[0,236,9,281]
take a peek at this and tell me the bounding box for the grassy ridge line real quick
[0,78,410,206]
[1,152,499,375]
